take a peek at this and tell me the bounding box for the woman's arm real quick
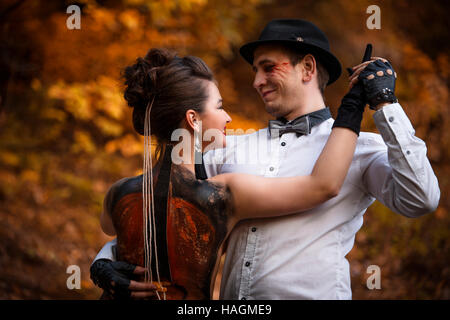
[212,127,357,221]
[100,186,117,236]
[211,83,366,222]
[100,208,116,236]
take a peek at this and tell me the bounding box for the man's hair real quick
[283,45,329,96]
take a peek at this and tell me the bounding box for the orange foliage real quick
[0,0,448,299]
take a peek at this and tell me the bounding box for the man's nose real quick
[253,71,266,89]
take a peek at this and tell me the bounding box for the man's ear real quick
[185,109,199,131]
[301,54,317,82]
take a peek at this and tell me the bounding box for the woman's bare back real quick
[107,164,233,299]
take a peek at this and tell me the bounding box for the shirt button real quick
[241,297,247,300]
[269,166,274,171]
[406,150,411,155]
[389,116,394,122]
[245,261,251,267]
[281,142,286,146]
[251,227,257,232]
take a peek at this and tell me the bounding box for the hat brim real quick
[239,40,342,85]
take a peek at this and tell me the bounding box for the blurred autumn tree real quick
[0,0,448,299]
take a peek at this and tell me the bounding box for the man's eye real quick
[264,65,275,72]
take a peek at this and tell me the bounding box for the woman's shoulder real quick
[171,165,233,220]
[108,175,143,194]
[104,175,143,210]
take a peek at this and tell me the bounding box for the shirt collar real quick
[277,107,332,130]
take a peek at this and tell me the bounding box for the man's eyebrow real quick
[252,59,275,71]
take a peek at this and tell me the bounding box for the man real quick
[91,19,440,299]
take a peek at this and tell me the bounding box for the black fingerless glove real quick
[332,80,366,135]
[90,259,136,299]
[359,59,397,109]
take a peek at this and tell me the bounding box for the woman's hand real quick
[90,259,158,299]
[332,75,366,135]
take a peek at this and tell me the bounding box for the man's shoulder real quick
[225,128,269,144]
[203,129,270,171]
[312,119,385,148]
[356,131,387,156]
[207,128,269,156]
[358,131,385,145]
[358,131,383,143]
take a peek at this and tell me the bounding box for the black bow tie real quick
[269,116,310,137]
[268,107,333,138]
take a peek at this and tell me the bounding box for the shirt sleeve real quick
[362,103,440,217]
[203,137,234,177]
[203,148,221,178]
[92,238,117,264]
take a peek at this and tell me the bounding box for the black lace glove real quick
[90,259,137,299]
[332,80,366,135]
[359,59,397,109]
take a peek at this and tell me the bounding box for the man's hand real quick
[90,259,158,299]
[349,57,398,110]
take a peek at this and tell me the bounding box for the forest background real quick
[0,0,448,299]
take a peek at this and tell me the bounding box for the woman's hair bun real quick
[122,47,214,139]
[123,48,176,111]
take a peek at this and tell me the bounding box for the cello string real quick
[143,98,165,300]
[143,100,152,286]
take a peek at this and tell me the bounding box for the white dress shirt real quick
[202,103,440,300]
[94,103,440,299]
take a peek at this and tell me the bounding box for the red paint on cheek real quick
[269,62,291,79]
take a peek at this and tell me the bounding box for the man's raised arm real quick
[363,103,440,217]
[351,57,440,216]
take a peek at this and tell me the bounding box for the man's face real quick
[252,44,303,118]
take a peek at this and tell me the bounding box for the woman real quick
[94,48,364,299]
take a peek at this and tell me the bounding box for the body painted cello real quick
[106,146,233,299]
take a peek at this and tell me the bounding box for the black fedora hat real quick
[240,19,342,85]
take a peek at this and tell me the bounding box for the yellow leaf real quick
[0,152,21,166]
[96,116,124,137]
[20,170,40,183]
[72,131,96,154]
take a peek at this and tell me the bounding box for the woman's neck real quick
[175,136,197,175]
[162,132,201,175]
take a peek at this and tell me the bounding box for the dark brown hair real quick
[123,48,214,143]
[283,46,330,96]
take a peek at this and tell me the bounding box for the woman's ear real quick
[302,54,316,82]
[185,109,199,131]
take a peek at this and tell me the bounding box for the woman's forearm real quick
[310,127,357,197]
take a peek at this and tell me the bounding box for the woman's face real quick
[198,81,232,149]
